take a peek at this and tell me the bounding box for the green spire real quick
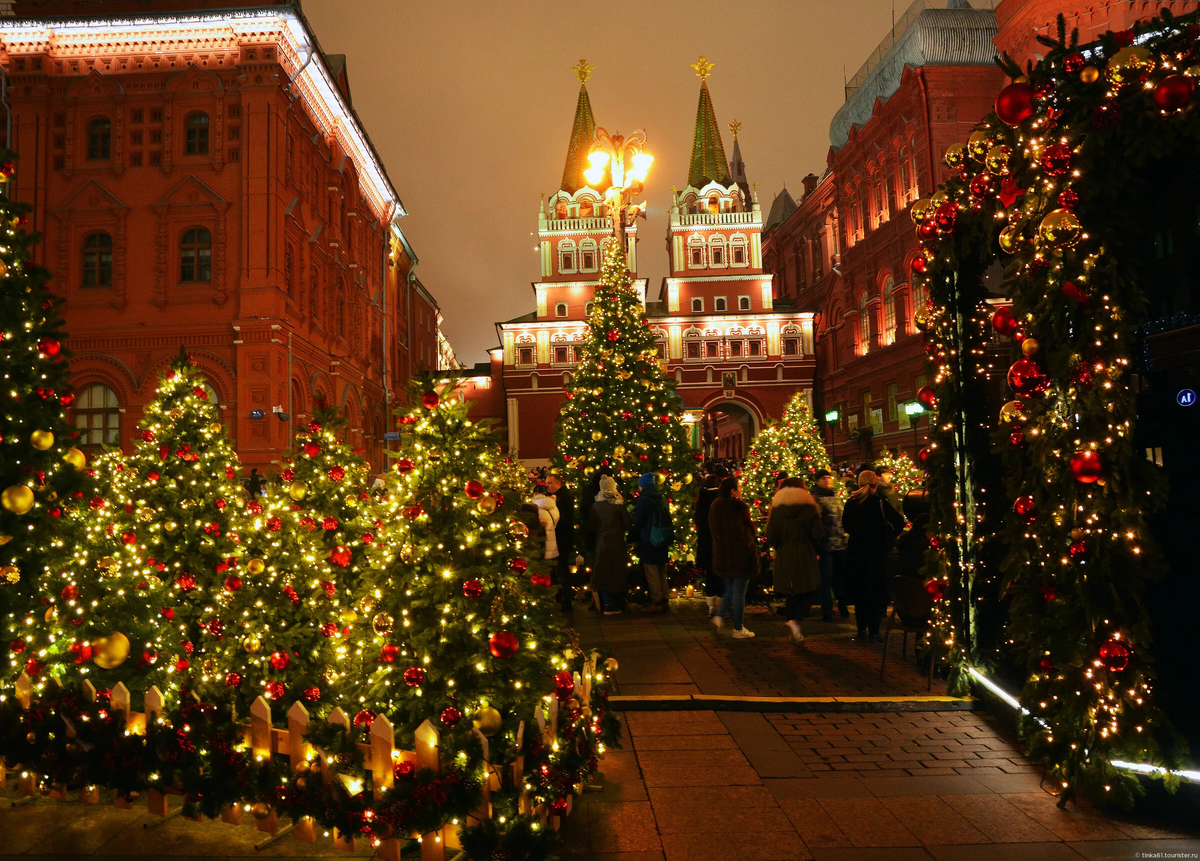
[561,74,598,194]
[688,80,732,188]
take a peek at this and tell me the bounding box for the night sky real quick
[300,0,900,365]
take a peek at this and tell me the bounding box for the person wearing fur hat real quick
[841,470,906,642]
[588,475,632,614]
[766,478,825,643]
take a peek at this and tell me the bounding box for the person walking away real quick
[709,476,760,638]
[812,470,850,621]
[245,468,265,498]
[694,472,724,618]
[633,473,674,613]
[766,478,825,643]
[589,475,632,614]
[579,467,610,568]
[546,473,575,614]
[531,485,560,566]
[841,470,905,642]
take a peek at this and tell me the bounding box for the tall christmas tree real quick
[203,406,377,713]
[28,352,247,694]
[0,151,90,651]
[874,449,925,498]
[554,241,697,550]
[742,392,834,512]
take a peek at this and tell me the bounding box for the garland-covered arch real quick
[912,11,1197,809]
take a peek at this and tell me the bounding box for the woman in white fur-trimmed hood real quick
[766,478,825,643]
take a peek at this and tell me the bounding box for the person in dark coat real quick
[588,475,631,614]
[893,491,931,579]
[708,476,759,638]
[245,468,265,497]
[693,473,724,617]
[842,470,906,642]
[812,469,850,621]
[578,467,610,566]
[632,473,672,613]
[766,478,825,643]
[546,473,575,614]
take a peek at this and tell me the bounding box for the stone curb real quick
[609,694,981,712]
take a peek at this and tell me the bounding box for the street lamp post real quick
[584,129,652,254]
[905,402,926,457]
[824,409,839,459]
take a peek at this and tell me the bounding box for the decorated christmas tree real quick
[874,449,925,499]
[742,392,834,513]
[28,351,247,694]
[203,405,377,713]
[553,241,697,552]
[0,151,91,653]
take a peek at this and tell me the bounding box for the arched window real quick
[554,302,568,318]
[687,235,706,269]
[729,233,749,267]
[714,297,727,312]
[185,112,210,156]
[180,227,212,282]
[709,234,727,267]
[73,383,120,446]
[579,239,598,272]
[882,276,897,345]
[81,232,113,288]
[558,239,577,274]
[858,292,872,355]
[87,117,111,160]
[912,280,927,316]
[584,301,595,316]
[691,297,704,312]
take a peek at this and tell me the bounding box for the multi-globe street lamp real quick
[583,128,653,253]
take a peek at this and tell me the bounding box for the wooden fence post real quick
[414,720,444,861]
[77,681,100,804]
[249,696,278,835]
[286,700,313,840]
[142,687,170,816]
[12,674,36,796]
[371,714,404,861]
[514,720,529,816]
[327,708,356,853]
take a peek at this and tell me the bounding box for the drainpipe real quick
[381,210,394,461]
[406,268,415,384]
[288,331,293,430]
[917,69,937,199]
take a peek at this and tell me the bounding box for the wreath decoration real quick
[910,10,1197,809]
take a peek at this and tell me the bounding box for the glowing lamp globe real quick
[995,82,1036,125]
[1068,450,1102,483]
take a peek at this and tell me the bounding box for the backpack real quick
[648,502,675,549]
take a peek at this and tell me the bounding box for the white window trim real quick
[516,343,537,368]
[737,294,751,311]
[687,236,706,269]
[554,302,568,318]
[550,344,575,368]
[709,235,728,269]
[729,233,750,268]
[558,239,577,274]
[691,297,704,313]
[714,296,728,312]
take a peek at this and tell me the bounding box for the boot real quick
[705,596,718,616]
[786,620,804,643]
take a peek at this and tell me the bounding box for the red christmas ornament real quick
[1039,585,1056,602]
[396,457,415,474]
[509,558,528,573]
[421,391,440,409]
[929,535,942,551]
[225,672,243,687]
[303,440,321,458]
[193,386,208,400]
[1010,431,1027,449]
[1007,358,1050,397]
[25,658,43,678]
[1013,495,1036,524]
[329,545,353,567]
[61,584,79,602]
[916,385,936,410]
[1038,657,1055,673]
[1091,100,1122,130]
[1152,74,1195,111]
[207,618,225,637]
[1098,638,1131,672]
[69,641,93,664]
[462,579,483,598]
[329,465,345,482]
[246,499,262,515]
[621,410,633,420]
[1068,539,1088,560]
[224,575,243,592]
[322,516,340,531]
[120,529,137,545]
[266,681,287,700]
[394,760,415,780]
[405,504,424,520]
[269,650,290,671]
[531,573,553,588]
[1040,143,1072,176]
[175,658,190,672]
[141,429,156,443]
[918,220,938,239]
[1061,280,1090,306]
[361,532,375,544]
[489,630,519,659]
[161,607,175,621]
[968,173,995,198]
[1068,450,1102,483]
[321,622,338,637]
[398,414,416,426]
[9,639,25,654]
[404,666,425,686]
[991,306,1019,336]
[1062,52,1086,74]
[215,498,227,511]
[995,81,1036,125]
[380,644,400,664]
[917,446,933,466]
[553,670,575,700]
[1057,188,1079,209]
[911,256,928,275]
[60,391,76,408]
[550,797,569,816]
[440,706,461,728]
[281,468,295,481]
[303,686,322,703]
[924,580,947,602]
[37,336,62,357]
[267,515,283,531]
[464,479,485,499]
[606,329,620,342]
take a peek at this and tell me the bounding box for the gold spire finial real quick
[691,55,714,81]
[729,119,741,139]
[571,59,594,84]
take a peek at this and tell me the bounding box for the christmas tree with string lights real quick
[553,241,698,552]
[27,351,247,694]
[201,405,378,713]
[742,391,834,513]
[874,449,925,499]
[0,151,91,658]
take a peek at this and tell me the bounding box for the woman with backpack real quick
[842,470,906,643]
[766,477,825,643]
[633,473,674,614]
[709,476,760,639]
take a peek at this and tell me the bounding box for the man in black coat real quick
[546,473,575,613]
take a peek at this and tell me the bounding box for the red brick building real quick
[491,62,816,463]
[0,0,438,472]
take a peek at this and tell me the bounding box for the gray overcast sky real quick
[300,0,900,364]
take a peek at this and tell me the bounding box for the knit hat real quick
[638,473,656,489]
[814,469,832,479]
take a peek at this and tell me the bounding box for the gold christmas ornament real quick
[0,535,11,546]
[1,485,34,515]
[1038,208,1083,249]
[1,564,19,584]
[909,198,934,224]
[63,447,87,470]
[683,474,693,485]
[509,520,530,539]
[400,545,415,563]
[360,596,377,615]
[473,706,503,737]
[343,494,360,508]
[288,480,309,501]
[29,429,54,451]
[999,400,1027,425]
[44,606,56,622]
[372,613,395,635]
[339,608,358,625]
[251,802,272,820]
[92,632,131,669]
[208,422,223,433]
[1106,46,1154,85]
[984,145,1011,176]
[1080,65,1100,83]
[246,558,266,575]
[998,224,1024,254]
[164,521,178,533]
[592,387,603,397]
[613,445,626,458]
[943,142,967,169]
[655,472,666,485]
[97,556,118,573]
[1021,338,1040,357]
[591,431,603,442]
[663,444,673,454]
[613,354,625,366]
[1185,65,1200,78]
[477,494,498,515]
[136,507,154,522]
[966,130,991,161]
[243,635,263,654]
[604,657,619,672]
